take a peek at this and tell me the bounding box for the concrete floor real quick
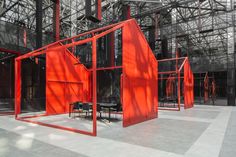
[0,104,235,157]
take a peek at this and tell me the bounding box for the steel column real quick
[53,0,60,41]
[36,0,43,48]
[226,0,235,106]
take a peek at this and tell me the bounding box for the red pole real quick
[15,60,21,119]
[110,32,115,67]
[92,37,97,136]
[23,29,27,47]
[178,71,181,111]
[127,5,131,19]
[176,47,180,110]
[55,0,60,41]
[0,48,20,55]
[176,48,179,72]
[97,0,102,21]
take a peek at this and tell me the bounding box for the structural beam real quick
[122,4,131,20]
[0,1,19,17]
[53,0,60,41]
[85,0,102,22]
[36,0,43,49]
[226,2,235,106]
[123,0,162,3]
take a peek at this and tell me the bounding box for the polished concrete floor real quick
[0,104,235,157]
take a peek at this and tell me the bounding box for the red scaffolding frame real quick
[15,19,158,136]
[158,57,194,111]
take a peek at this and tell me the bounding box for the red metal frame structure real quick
[0,48,20,115]
[15,19,158,136]
[158,57,194,111]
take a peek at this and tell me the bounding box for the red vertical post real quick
[191,70,194,106]
[92,37,97,136]
[72,39,75,54]
[23,29,27,47]
[176,49,179,72]
[204,72,209,103]
[127,5,131,19]
[97,0,102,21]
[122,5,131,20]
[178,71,181,111]
[54,0,60,41]
[15,60,21,118]
[120,74,123,105]
[156,61,158,113]
[110,32,115,66]
[176,48,180,110]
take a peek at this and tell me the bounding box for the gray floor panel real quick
[219,111,236,157]
[98,118,209,154]
[0,128,88,157]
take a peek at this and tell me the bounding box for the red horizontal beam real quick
[157,57,187,62]
[0,47,20,55]
[16,48,46,60]
[17,113,47,119]
[47,80,84,84]
[158,107,180,111]
[16,19,135,61]
[17,118,95,136]
[158,77,184,80]
[158,71,177,74]
[178,57,188,72]
[88,66,122,71]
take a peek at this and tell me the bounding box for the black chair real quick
[110,102,122,120]
[82,103,92,117]
[166,96,177,108]
[159,97,165,107]
[96,103,102,118]
[72,102,83,118]
[116,102,122,112]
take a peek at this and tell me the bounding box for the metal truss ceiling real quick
[0,0,235,68]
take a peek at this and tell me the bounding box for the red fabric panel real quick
[212,80,216,97]
[184,60,194,109]
[46,46,90,115]
[122,20,158,127]
[166,75,175,98]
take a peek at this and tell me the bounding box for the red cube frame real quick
[15,19,158,136]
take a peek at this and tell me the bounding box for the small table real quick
[72,102,117,122]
